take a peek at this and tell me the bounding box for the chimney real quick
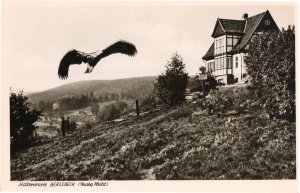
[243,13,248,20]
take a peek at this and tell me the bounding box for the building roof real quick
[202,42,214,60]
[219,19,246,33]
[203,10,277,59]
[230,11,266,53]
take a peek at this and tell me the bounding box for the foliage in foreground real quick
[154,52,189,106]
[10,89,41,154]
[197,87,257,115]
[245,26,295,121]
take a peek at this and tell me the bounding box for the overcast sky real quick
[3,1,296,92]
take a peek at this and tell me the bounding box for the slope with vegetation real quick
[11,86,296,180]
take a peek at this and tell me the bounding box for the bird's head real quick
[83,55,91,63]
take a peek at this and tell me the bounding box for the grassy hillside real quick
[11,87,296,180]
[27,76,156,104]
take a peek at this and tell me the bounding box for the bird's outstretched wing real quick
[58,40,137,79]
[58,49,88,79]
[101,40,138,59]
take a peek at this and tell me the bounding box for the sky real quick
[2,1,296,92]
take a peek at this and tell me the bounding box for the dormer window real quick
[264,19,271,25]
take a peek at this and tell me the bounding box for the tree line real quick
[37,92,121,111]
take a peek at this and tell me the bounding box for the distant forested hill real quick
[27,76,156,105]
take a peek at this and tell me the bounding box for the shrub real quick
[197,87,256,115]
[245,26,295,121]
[189,73,218,93]
[97,101,129,121]
[140,94,157,111]
[198,89,234,114]
[204,73,218,92]
[188,77,201,93]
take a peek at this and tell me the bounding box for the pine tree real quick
[10,89,41,153]
[154,53,189,106]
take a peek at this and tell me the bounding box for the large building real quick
[202,10,279,84]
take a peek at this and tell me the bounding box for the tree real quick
[91,102,100,116]
[199,66,206,73]
[154,52,189,106]
[10,89,41,153]
[245,26,295,121]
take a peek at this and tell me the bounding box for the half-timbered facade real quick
[202,10,279,84]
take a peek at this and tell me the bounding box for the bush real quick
[197,87,256,115]
[189,73,218,93]
[140,94,157,111]
[97,101,129,121]
[154,52,189,106]
[188,77,201,93]
[245,26,295,121]
[10,89,41,153]
[199,90,235,114]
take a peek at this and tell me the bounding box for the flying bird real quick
[58,40,137,79]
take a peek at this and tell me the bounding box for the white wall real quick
[232,53,247,82]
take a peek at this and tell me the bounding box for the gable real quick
[256,11,279,32]
[211,19,226,37]
[230,11,266,53]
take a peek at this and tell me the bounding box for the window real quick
[264,20,270,25]
[217,58,221,69]
[207,63,210,72]
[235,57,238,68]
[215,36,225,55]
[226,35,240,53]
[220,57,224,69]
[227,57,232,68]
[214,56,232,75]
[211,62,215,71]
[207,62,215,72]
[233,38,239,46]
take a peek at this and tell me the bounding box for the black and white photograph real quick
[1,0,297,191]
